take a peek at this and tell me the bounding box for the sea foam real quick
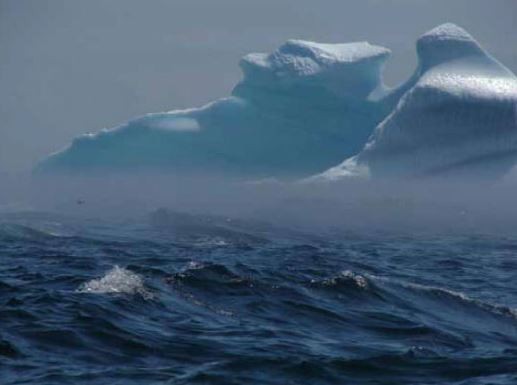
[77,265,151,298]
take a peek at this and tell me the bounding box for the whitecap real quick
[77,266,151,298]
[194,237,229,248]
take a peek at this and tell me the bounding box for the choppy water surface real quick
[1,211,517,385]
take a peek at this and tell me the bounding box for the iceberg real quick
[322,23,517,180]
[36,40,391,178]
[36,23,517,181]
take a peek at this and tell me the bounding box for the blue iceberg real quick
[37,24,517,181]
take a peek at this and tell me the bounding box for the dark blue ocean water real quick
[1,210,517,385]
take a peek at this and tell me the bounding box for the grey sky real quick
[1,0,516,173]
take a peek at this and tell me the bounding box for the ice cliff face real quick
[322,23,517,180]
[36,40,391,178]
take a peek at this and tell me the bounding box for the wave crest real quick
[77,266,151,299]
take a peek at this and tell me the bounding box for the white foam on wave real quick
[367,273,517,319]
[77,266,151,298]
[312,270,369,289]
[194,237,229,248]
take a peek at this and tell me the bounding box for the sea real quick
[1,207,517,385]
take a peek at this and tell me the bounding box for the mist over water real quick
[2,171,517,237]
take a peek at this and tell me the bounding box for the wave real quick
[0,223,61,240]
[0,338,21,359]
[2,212,517,384]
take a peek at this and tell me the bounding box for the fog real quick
[1,0,517,173]
[0,171,516,238]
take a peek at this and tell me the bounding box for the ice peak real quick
[418,23,476,45]
[416,23,485,70]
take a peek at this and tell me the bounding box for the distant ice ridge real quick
[36,23,517,180]
[77,266,151,298]
[36,40,391,178]
[321,23,517,180]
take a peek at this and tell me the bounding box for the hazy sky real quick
[1,0,516,173]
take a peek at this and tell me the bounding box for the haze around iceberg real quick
[36,23,517,182]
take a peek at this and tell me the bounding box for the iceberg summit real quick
[36,24,517,180]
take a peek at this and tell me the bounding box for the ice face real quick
[36,40,391,178]
[320,23,517,180]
